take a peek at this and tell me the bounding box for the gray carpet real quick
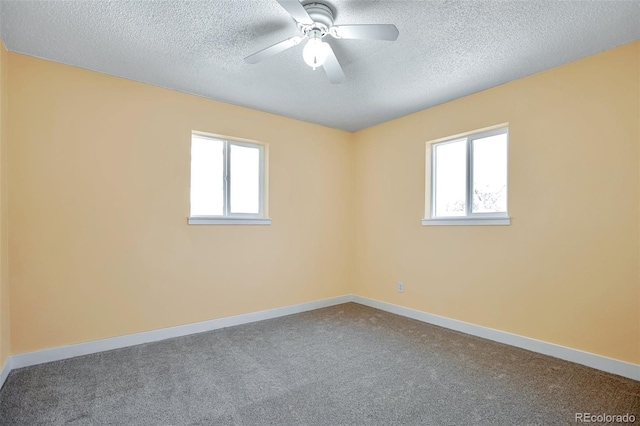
[0,303,638,425]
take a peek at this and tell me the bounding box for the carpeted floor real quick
[0,303,638,425]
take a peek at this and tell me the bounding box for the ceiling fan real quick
[244,0,399,83]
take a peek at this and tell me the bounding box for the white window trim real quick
[188,217,272,225]
[421,215,510,226]
[188,132,271,225]
[423,125,510,226]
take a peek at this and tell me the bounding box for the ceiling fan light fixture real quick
[303,36,329,70]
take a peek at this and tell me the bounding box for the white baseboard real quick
[352,295,640,381]
[0,357,10,390]
[5,294,638,383]
[10,294,354,370]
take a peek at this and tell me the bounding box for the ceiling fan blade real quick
[275,0,314,25]
[322,44,345,84]
[331,24,399,41]
[244,36,303,64]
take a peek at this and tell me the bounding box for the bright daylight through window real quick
[189,133,269,225]
[424,127,509,225]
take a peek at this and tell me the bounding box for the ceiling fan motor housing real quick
[299,2,335,36]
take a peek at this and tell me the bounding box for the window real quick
[423,126,509,226]
[188,133,270,225]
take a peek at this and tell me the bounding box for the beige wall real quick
[0,39,9,369]
[4,41,639,367]
[8,53,354,354]
[353,41,640,364]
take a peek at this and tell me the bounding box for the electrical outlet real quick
[397,281,404,293]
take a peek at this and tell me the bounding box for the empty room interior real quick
[0,0,639,424]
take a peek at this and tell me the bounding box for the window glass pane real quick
[472,133,507,213]
[434,139,467,217]
[190,136,224,216]
[230,144,260,214]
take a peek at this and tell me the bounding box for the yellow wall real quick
[0,39,9,369]
[7,53,354,354]
[4,41,639,367]
[353,41,640,364]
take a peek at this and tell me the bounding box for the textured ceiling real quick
[1,1,639,132]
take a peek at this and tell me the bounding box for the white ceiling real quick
[1,1,639,132]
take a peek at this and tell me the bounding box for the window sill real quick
[421,217,510,226]
[188,217,272,225]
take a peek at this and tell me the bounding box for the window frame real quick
[188,132,270,225]
[423,126,510,226]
